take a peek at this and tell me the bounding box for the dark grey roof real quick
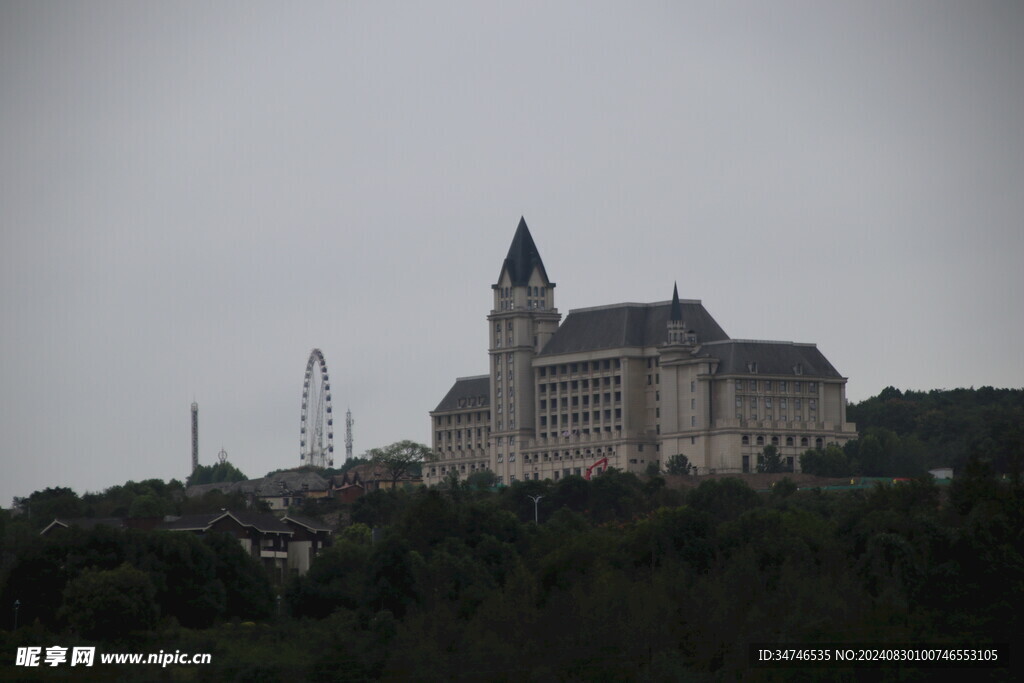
[160,513,222,531]
[282,513,333,533]
[259,471,330,494]
[702,340,843,378]
[184,482,238,498]
[230,511,293,534]
[40,517,126,534]
[539,301,729,356]
[433,375,491,412]
[495,217,551,287]
[161,511,292,534]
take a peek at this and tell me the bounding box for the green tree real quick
[186,462,247,487]
[800,444,849,477]
[664,454,693,476]
[368,440,437,487]
[758,445,784,473]
[688,478,760,522]
[286,539,372,618]
[59,564,158,640]
[338,456,371,474]
[466,469,498,490]
[588,469,646,523]
[128,493,167,518]
[19,487,84,523]
[201,532,275,620]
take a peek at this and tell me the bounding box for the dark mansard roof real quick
[433,375,491,413]
[700,339,843,379]
[538,300,729,356]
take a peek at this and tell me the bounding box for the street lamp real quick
[527,495,544,524]
[13,600,20,631]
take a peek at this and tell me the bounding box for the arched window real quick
[756,435,765,446]
[742,435,750,445]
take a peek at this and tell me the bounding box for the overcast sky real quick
[2,1,1021,508]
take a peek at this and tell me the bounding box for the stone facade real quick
[428,218,856,484]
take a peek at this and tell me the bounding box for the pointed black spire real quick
[669,282,683,322]
[498,217,550,286]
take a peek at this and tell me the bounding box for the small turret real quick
[667,283,686,345]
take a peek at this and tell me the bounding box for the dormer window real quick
[746,362,758,373]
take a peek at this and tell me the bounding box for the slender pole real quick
[528,495,544,524]
[13,600,20,630]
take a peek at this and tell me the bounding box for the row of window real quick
[540,409,623,426]
[499,300,547,311]
[435,411,490,427]
[737,397,817,410]
[432,461,488,476]
[539,376,620,393]
[454,397,487,409]
[744,362,809,376]
[540,392,622,410]
[539,425,622,438]
[498,286,547,299]
[738,413,817,423]
[736,380,818,393]
[742,434,825,449]
[438,447,487,459]
[539,359,622,376]
[436,427,488,442]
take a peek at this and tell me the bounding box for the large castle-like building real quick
[428,219,856,485]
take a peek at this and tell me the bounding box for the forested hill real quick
[848,386,1024,473]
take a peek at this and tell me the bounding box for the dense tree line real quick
[0,524,274,638]
[2,390,1022,679]
[798,386,1024,478]
[273,468,1021,680]
[2,465,1020,679]
[847,386,1024,473]
[9,478,258,530]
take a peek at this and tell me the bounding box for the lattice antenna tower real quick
[345,408,354,464]
[191,402,199,473]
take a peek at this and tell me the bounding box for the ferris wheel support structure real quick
[300,348,334,468]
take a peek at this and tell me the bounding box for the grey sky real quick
[2,1,1022,507]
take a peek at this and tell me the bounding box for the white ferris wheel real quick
[300,348,334,468]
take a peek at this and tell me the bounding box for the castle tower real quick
[487,217,561,482]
